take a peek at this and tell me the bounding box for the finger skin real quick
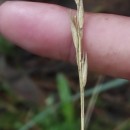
[0,1,130,79]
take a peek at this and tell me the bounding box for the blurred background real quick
[0,0,130,130]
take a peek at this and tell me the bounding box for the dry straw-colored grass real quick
[71,0,87,130]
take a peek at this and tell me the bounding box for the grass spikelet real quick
[70,0,88,130]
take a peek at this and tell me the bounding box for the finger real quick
[0,1,75,62]
[0,1,130,79]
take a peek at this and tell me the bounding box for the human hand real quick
[0,1,130,79]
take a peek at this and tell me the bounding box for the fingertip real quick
[0,1,74,61]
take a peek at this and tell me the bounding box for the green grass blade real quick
[56,73,75,123]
